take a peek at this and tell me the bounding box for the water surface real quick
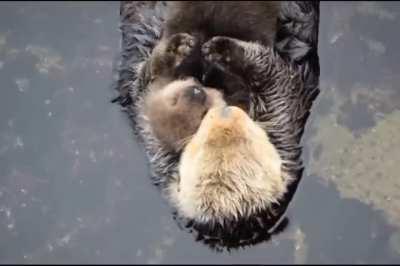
[0,1,400,264]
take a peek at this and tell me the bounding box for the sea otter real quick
[114,1,320,249]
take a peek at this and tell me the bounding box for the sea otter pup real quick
[169,105,285,224]
[115,1,320,248]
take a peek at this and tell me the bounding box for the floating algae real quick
[25,45,64,74]
[309,109,400,228]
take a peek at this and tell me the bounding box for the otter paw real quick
[202,36,245,73]
[166,33,196,67]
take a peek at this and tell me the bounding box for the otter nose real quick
[184,86,206,104]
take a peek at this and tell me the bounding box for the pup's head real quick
[144,77,225,152]
[169,105,287,225]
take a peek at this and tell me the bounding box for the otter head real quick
[169,105,287,225]
[143,77,226,152]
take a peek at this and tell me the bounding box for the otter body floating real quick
[114,1,320,250]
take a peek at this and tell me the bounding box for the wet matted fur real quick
[113,1,320,250]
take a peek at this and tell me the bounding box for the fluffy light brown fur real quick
[168,105,287,224]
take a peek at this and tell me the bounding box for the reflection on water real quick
[0,1,399,264]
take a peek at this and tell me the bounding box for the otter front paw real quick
[166,33,196,68]
[149,33,198,79]
[202,36,246,74]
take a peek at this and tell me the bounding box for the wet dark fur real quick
[114,1,320,250]
[164,1,279,46]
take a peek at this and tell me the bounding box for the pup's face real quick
[170,105,286,224]
[144,78,226,152]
